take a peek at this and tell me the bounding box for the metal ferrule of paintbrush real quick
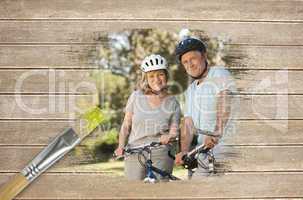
[21,128,81,182]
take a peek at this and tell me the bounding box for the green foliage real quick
[75,129,119,163]
[90,70,131,127]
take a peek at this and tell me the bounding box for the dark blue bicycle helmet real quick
[175,37,207,62]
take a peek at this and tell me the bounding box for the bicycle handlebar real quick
[124,142,162,154]
[187,144,210,157]
[182,144,211,170]
[113,137,179,159]
[113,141,162,159]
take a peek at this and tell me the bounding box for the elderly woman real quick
[114,54,181,181]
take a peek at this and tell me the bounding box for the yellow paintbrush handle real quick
[0,173,29,200]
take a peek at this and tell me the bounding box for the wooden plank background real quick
[0,0,302,199]
[0,69,302,94]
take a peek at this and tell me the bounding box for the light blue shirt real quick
[184,66,236,144]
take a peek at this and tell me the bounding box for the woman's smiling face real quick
[146,69,167,92]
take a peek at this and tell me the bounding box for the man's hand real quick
[204,135,219,149]
[175,152,186,166]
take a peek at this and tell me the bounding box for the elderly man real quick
[175,37,236,178]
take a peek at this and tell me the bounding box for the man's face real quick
[181,51,206,78]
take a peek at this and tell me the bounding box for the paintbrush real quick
[0,106,106,200]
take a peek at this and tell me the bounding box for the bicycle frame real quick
[123,142,180,183]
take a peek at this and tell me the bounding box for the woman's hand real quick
[114,147,124,157]
[160,134,173,145]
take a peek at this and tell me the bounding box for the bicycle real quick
[115,142,181,183]
[181,143,216,178]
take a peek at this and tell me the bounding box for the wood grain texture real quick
[0,69,301,94]
[1,94,301,119]
[0,70,97,94]
[1,45,302,69]
[0,0,302,21]
[0,147,79,172]
[0,121,74,145]
[0,21,303,45]
[0,173,302,199]
[224,120,303,145]
[227,45,303,70]
[233,69,302,94]
[234,94,303,120]
[1,120,302,145]
[0,95,99,119]
[0,45,94,68]
[0,1,301,199]
[0,146,302,172]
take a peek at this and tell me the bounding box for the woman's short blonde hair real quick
[138,69,169,95]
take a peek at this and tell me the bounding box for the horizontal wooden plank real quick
[228,45,303,70]
[0,147,79,172]
[0,95,302,119]
[0,70,97,94]
[0,45,93,68]
[0,69,302,94]
[224,120,303,145]
[0,146,302,172]
[0,0,302,21]
[1,120,302,145]
[0,21,303,45]
[233,70,303,94]
[0,95,99,119]
[215,146,303,172]
[1,45,302,69]
[0,121,75,145]
[234,95,303,120]
[0,173,302,199]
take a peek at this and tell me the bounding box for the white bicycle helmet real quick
[140,54,168,73]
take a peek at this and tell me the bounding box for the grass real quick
[63,160,188,179]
